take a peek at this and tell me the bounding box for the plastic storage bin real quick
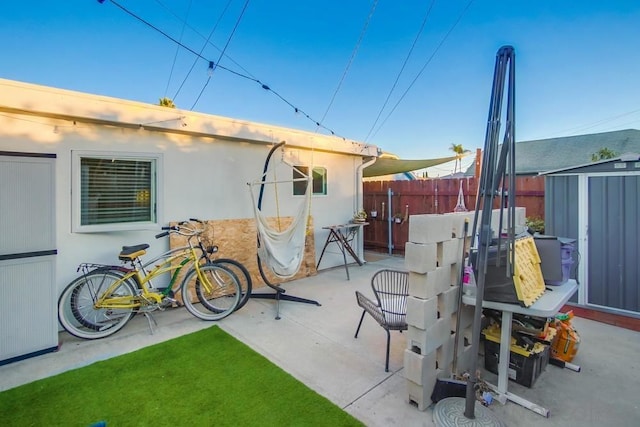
[482,326,551,388]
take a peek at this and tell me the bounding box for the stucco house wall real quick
[0,78,377,293]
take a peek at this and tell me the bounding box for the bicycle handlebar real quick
[156,220,206,239]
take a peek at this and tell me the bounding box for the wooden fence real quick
[362,176,545,254]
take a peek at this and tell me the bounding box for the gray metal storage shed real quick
[543,153,640,317]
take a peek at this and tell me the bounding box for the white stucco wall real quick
[0,78,377,294]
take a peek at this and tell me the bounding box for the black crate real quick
[483,339,550,388]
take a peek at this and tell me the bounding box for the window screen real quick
[293,166,327,196]
[80,157,156,226]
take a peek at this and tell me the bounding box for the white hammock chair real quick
[248,142,321,319]
[248,143,312,279]
[249,175,311,279]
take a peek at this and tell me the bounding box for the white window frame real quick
[293,166,327,196]
[72,151,163,233]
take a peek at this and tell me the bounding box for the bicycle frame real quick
[93,243,210,310]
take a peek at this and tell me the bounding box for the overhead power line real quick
[190,0,249,110]
[368,0,475,142]
[153,0,256,79]
[163,0,192,99]
[99,0,342,138]
[364,0,436,142]
[172,0,233,102]
[545,107,640,139]
[318,0,379,129]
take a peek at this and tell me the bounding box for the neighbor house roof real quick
[465,129,640,175]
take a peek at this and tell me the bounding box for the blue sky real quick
[1,1,639,159]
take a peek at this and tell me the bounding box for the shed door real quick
[0,153,58,365]
[587,175,640,313]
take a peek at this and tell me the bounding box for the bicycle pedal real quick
[138,305,159,313]
[160,298,177,308]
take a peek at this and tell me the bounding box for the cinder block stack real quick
[403,212,475,410]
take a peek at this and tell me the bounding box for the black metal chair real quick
[354,269,409,372]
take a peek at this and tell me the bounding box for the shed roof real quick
[541,152,640,175]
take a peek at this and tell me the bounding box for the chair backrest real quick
[371,269,409,329]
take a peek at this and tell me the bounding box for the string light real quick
[207,61,214,77]
[99,0,345,140]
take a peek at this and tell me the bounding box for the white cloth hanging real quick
[453,180,468,212]
[249,176,311,279]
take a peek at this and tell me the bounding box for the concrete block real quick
[436,334,455,376]
[448,212,475,237]
[405,242,437,273]
[454,342,475,374]
[408,267,451,300]
[407,318,450,355]
[408,214,454,244]
[449,263,460,286]
[452,304,474,331]
[407,375,439,411]
[439,238,461,265]
[404,349,437,386]
[437,286,460,318]
[406,295,438,329]
[490,207,527,237]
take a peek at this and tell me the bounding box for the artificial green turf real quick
[0,326,363,427]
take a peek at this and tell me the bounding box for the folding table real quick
[462,279,578,417]
[316,222,368,279]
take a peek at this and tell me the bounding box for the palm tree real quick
[158,97,176,108]
[449,143,471,174]
[591,147,617,162]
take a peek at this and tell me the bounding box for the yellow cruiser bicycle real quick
[58,221,241,340]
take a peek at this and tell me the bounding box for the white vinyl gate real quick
[0,152,58,365]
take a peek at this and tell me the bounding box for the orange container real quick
[551,314,580,362]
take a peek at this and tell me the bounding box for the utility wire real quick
[540,107,640,139]
[364,0,436,142]
[368,0,475,141]
[153,0,256,79]
[100,0,341,137]
[317,0,379,128]
[106,0,207,60]
[191,0,250,110]
[173,0,233,102]
[163,0,192,98]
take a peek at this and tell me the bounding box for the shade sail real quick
[363,155,459,177]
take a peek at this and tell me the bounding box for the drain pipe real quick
[356,157,377,261]
[387,187,393,255]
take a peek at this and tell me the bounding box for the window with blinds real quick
[72,152,161,232]
[293,166,327,196]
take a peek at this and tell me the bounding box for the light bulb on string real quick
[208,61,214,77]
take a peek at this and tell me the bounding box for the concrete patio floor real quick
[1,252,639,426]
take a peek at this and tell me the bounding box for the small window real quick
[293,166,327,196]
[73,152,162,232]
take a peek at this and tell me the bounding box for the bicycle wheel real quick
[58,270,137,340]
[210,259,252,311]
[180,264,240,321]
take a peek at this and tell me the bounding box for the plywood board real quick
[169,217,317,291]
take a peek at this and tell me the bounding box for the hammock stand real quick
[250,142,320,320]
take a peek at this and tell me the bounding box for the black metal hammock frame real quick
[250,141,321,319]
